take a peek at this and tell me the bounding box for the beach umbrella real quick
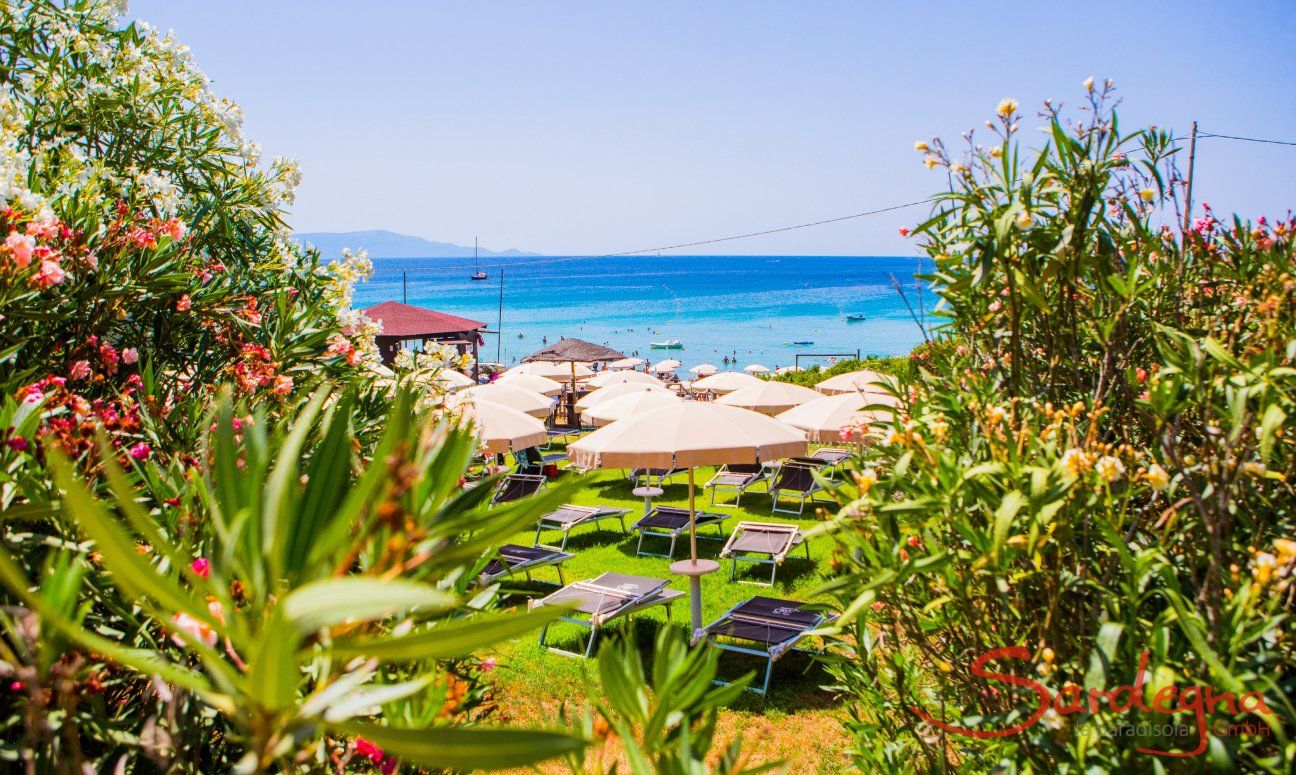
[816,368,893,396]
[494,371,563,396]
[459,399,549,455]
[585,390,681,426]
[773,365,803,375]
[689,363,718,376]
[743,364,770,374]
[776,393,896,443]
[586,370,665,389]
[432,369,476,390]
[569,403,807,630]
[458,383,554,419]
[691,371,764,395]
[715,381,823,416]
[608,357,646,370]
[575,381,672,412]
[649,359,681,374]
[508,361,594,380]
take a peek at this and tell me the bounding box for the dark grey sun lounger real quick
[632,506,727,558]
[479,544,574,586]
[534,504,631,550]
[704,463,769,507]
[628,468,681,487]
[768,458,827,514]
[808,447,852,473]
[492,472,547,505]
[720,521,810,585]
[696,596,832,695]
[531,572,685,657]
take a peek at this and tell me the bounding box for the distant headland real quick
[294,230,541,259]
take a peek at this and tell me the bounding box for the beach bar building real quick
[362,301,486,375]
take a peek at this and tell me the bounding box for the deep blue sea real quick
[353,255,934,371]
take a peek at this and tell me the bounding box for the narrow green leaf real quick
[280,578,454,633]
[330,606,563,661]
[327,720,584,771]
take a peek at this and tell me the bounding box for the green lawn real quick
[483,452,853,772]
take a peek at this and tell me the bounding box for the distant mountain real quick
[294,230,540,258]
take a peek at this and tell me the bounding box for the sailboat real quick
[470,237,487,281]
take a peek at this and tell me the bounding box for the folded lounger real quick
[531,572,685,657]
[632,506,727,558]
[491,472,547,505]
[704,463,769,507]
[720,521,810,585]
[768,458,827,515]
[479,544,574,586]
[696,596,832,695]
[534,504,631,550]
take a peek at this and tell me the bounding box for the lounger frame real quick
[632,506,727,558]
[720,521,811,585]
[533,504,631,550]
[532,575,684,657]
[479,544,574,587]
[491,472,547,505]
[698,597,832,695]
[768,460,827,515]
[704,464,768,507]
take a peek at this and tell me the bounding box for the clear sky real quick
[128,1,1296,256]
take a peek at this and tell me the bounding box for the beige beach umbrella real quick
[649,359,681,374]
[776,393,896,443]
[508,361,595,380]
[691,371,764,395]
[587,370,665,389]
[743,363,770,375]
[569,402,807,630]
[459,399,549,455]
[715,380,823,416]
[459,383,554,419]
[608,357,646,370]
[575,381,672,412]
[585,390,681,426]
[494,371,563,396]
[773,365,803,375]
[816,368,893,396]
[689,363,718,376]
[432,369,476,390]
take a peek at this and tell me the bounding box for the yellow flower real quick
[989,146,1003,158]
[1095,455,1125,483]
[929,415,949,442]
[853,467,879,494]
[1139,188,1156,203]
[1060,447,1089,478]
[996,98,1019,117]
[1274,538,1296,565]
[914,140,929,152]
[1015,211,1032,229]
[986,405,1007,426]
[884,428,906,446]
[1143,463,1170,490]
[1040,647,1055,664]
[923,155,940,169]
[1253,552,1277,585]
[1083,76,1095,92]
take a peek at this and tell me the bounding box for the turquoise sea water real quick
[354,255,934,371]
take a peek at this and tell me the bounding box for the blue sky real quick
[129,1,1296,256]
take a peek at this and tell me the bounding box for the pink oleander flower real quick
[355,738,385,764]
[898,226,911,237]
[130,228,157,249]
[272,374,294,394]
[175,294,191,311]
[191,557,210,578]
[6,437,28,452]
[68,360,92,381]
[122,347,139,365]
[481,656,497,673]
[128,442,151,461]
[32,259,66,288]
[169,601,224,648]
[5,231,35,268]
[25,217,59,239]
[161,218,187,241]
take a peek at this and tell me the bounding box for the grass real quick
[483,452,854,773]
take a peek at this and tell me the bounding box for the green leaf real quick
[990,490,1025,562]
[327,720,584,771]
[243,609,302,711]
[330,606,562,661]
[280,578,454,633]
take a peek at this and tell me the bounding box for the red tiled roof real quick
[362,301,486,338]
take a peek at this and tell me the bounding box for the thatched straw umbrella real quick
[524,338,626,425]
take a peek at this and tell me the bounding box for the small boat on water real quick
[845,314,866,322]
[789,341,814,347]
[651,339,684,350]
[470,238,488,281]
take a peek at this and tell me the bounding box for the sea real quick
[353,255,936,371]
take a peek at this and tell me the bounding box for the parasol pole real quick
[688,468,698,562]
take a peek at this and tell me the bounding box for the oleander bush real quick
[821,85,1295,771]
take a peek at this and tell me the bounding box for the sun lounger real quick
[628,468,681,487]
[479,544,574,586]
[532,572,685,657]
[704,463,769,507]
[632,506,727,558]
[768,458,827,514]
[720,521,810,585]
[808,447,852,473]
[696,596,832,695]
[492,472,547,505]
[534,504,631,550]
